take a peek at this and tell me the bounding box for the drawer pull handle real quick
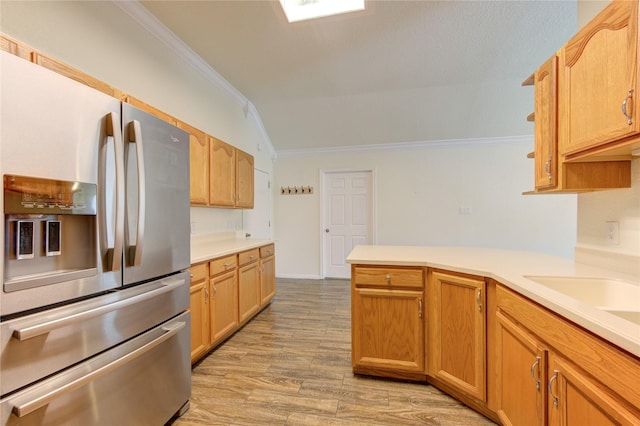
[385,275,391,283]
[12,278,185,341]
[530,356,541,390]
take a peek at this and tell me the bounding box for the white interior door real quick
[322,170,373,279]
[243,169,271,240]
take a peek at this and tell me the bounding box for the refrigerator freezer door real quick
[121,104,190,285]
[0,271,189,396]
[0,311,191,425]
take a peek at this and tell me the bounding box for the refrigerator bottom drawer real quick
[0,311,191,426]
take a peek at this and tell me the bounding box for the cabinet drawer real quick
[260,244,275,258]
[189,263,207,285]
[354,266,424,288]
[238,249,259,266]
[209,255,237,276]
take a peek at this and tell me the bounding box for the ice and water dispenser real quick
[3,175,98,293]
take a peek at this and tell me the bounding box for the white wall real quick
[0,0,274,237]
[275,138,577,278]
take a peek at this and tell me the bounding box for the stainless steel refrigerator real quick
[0,50,191,424]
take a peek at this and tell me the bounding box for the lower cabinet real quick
[189,263,209,363]
[210,269,238,344]
[427,269,486,403]
[495,284,640,426]
[495,310,547,426]
[351,263,640,425]
[238,249,261,325]
[190,244,275,364]
[351,265,425,379]
[260,253,276,305]
[548,354,639,426]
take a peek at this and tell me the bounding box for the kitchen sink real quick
[524,276,640,324]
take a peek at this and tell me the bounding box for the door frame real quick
[319,168,376,279]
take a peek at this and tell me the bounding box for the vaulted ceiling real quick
[140,0,577,152]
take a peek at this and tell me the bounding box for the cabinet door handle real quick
[544,156,552,181]
[548,369,559,407]
[476,288,482,312]
[418,298,423,319]
[530,356,541,390]
[212,285,217,298]
[204,288,209,303]
[622,89,633,125]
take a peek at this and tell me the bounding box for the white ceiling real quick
[140,0,577,151]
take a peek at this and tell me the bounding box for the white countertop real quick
[346,245,640,357]
[191,233,273,264]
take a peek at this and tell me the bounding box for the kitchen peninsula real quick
[347,245,640,425]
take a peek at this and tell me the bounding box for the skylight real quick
[279,0,366,23]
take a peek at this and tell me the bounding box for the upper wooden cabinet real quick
[235,149,254,209]
[210,137,236,207]
[532,55,558,190]
[523,1,635,194]
[558,0,640,160]
[203,136,254,209]
[124,95,177,124]
[177,121,208,206]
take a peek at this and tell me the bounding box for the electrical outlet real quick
[458,206,472,215]
[605,221,619,245]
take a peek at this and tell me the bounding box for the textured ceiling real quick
[140,0,577,151]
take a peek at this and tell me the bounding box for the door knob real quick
[325,228,329,233]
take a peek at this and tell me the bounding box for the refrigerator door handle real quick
[9,321,186,418]
[127,120,146,267]
[105,112,125,272]
[11,277,186,341]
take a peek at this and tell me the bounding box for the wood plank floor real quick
[171,278,496,426]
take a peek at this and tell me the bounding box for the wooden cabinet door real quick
[210,269,238,345]
[210,137,236,207]
[352,287,424,374]
[235,149,254,209]
[548,355,640,426]
[189,263,209,363]
[559,0,639,157]
[495,311,547,426]
[260,255,276,306]
[238,261,260,324]
[178,121,209,206]
[428,270,486,402]
[534,55,558,190]
[189,280,209,363]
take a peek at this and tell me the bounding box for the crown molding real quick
[113,1,276,161]
[277,135,533,158]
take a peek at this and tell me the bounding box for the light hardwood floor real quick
[171,278,496,426]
